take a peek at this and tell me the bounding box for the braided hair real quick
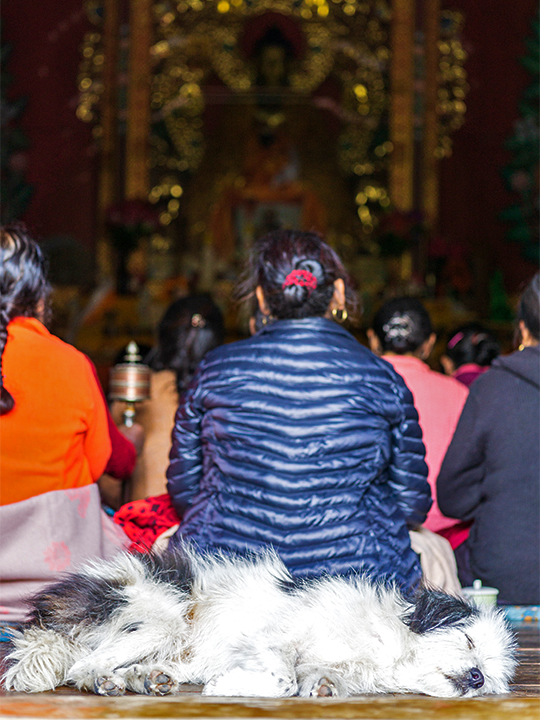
[237,230,357,320]
[145,293,225,393]
[372,297,432,355]
[0,224,51,415]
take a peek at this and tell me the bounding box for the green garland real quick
[500,11,539,264]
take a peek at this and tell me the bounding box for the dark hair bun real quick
[372,297,432,355]
[146,293,224,392]
[237,230,357,321]
[445,323,500,369]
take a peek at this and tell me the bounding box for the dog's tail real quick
[3,626,80,692]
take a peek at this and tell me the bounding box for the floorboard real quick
[1,625,538,719]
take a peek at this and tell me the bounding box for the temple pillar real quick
[389,0,415,212]
[125,0,152,200]
[422,0,441,229]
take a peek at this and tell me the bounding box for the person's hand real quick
[118,422,145,455]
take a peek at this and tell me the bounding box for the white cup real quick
[462,579,499,608]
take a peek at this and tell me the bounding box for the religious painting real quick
[143,2,394,277]
[78,0,469,308]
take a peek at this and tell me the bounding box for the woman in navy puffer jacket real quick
[167,231,431,593]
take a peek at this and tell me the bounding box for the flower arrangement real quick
[106,199,160,253]
[377,210,425,258]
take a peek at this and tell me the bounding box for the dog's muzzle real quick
[467,668,484,690]
[449,667,485,695]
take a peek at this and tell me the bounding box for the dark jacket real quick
[437,346,540,604]
[167,317,431,592]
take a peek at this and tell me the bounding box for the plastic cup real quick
[462,579,499,608]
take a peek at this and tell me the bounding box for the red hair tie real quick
[282,269,318,294]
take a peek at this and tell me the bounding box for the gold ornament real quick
[332,307,348,323]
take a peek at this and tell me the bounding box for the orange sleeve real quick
[81,359,112,481]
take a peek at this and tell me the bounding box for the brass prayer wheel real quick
[109,341,151,426]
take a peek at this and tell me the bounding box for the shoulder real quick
[428,366,469,401]
[201,321,399,375]
[390,354,467,391]
[8,317,92,374]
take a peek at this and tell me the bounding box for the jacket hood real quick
[492,345,540,389]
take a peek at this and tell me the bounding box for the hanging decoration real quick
[77,11,104,127]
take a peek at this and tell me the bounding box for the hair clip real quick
[191,314,206,328]
[383,315,413,341]
[447,331,464,350]
[282,269,318,294]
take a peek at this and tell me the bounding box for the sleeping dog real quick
[3,546,516,697]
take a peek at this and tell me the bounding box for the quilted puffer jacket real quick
[167,317,431,592]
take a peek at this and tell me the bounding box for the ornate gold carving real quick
[77,0,467,249]
[149,0,391,178]
[436,10,468,158]
[77,7,104,125]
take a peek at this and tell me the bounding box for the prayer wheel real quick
[109,341,151,426]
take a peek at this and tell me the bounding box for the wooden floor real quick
[0,625,538,720]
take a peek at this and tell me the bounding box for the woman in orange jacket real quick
[0,224,128,623]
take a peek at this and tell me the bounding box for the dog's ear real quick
[404,586,478,634]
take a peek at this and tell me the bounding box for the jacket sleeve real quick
[86,356,137,480]
[436,389,485,521]
[387,381,432,529]
[81,358,113,482]
[166,375,204,517]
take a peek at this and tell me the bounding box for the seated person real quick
[440,323,500,388]
[438,274,540,604]
[0,224,128,623]
[112,294,224,500]
[166,230,432,594]
[367,298,469,551]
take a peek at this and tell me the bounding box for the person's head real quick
[516,272,540,348]
[238,230,357,322]
[254,26,294,88]
[145,293,225,392]
[440,323,500,376]
[0,224,51,415]
[368,297,435,360]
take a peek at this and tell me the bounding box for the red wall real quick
[439,0,538,297]
[2,0,98,246]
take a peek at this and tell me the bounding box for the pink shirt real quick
[384,355,469,536]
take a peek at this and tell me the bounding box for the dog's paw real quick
[297,671,348,699]
[203,668,296,698]
[144,670,179,696]
[310,677,338,697]
[94,676,126,696]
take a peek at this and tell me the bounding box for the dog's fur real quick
[3,547,516,698]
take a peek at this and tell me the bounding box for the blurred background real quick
[1,0,538,382]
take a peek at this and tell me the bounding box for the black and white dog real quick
[3,547,516,698]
